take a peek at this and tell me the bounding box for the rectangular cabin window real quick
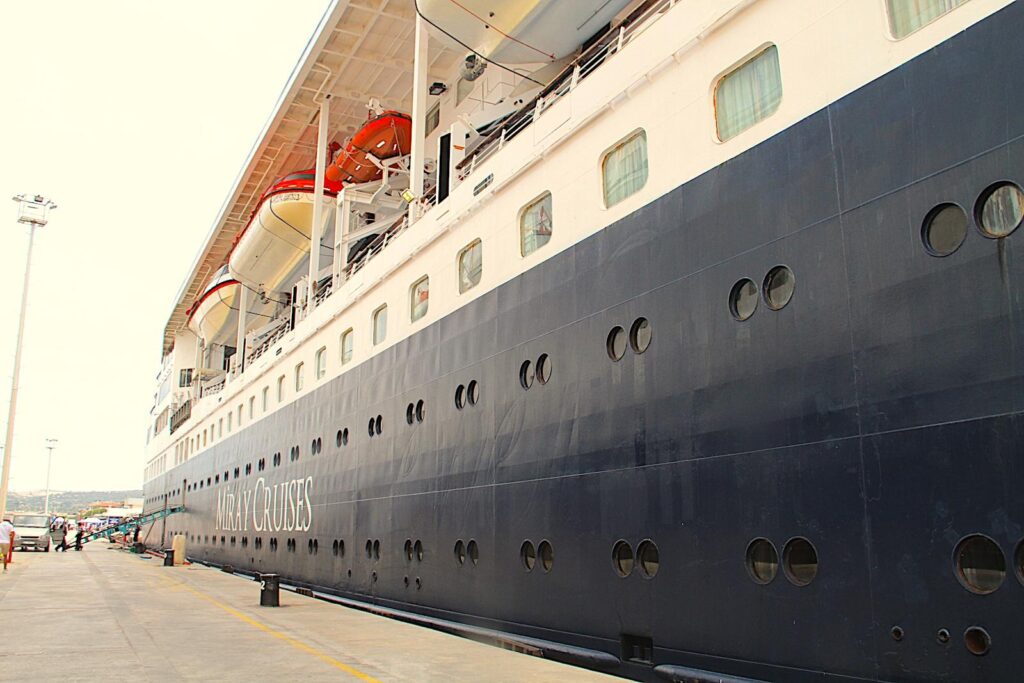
[886,0,969,38]
[458,239,483,293]
[218,418,223,438]
[410,276,429,322]
[714,45,782,142]
[315,347,327,380]
[237,405,243,426]
[340,328,354,365]
[179,368,192,387]
[426,102,440,136]
[520,192,553,256]
[294,362,304,392]
[227,412,233,432]
[261,387,268,412]
[277,375,285,402]
[373,305,388,345]
[602,130,648,207]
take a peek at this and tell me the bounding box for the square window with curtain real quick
[886,0,969,39]
[340,328,354,365]
[714,45,782,142]
[315,346,327,379]
[520,192,553,256]
[602,130,648,207]
[373,305,388,345]
[410,276,429,322]
[458,239,483,293]
[179,368,193,387]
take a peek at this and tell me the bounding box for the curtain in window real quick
[459,241,483,293]
[887,0,969,38]
[411,278,429,321]
[520,193,553,256]
[341,331,353,364]
[603,132,648,207]
[373,308,388,345]
[715,46,782,142]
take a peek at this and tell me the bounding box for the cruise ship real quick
[142,1,1024,680]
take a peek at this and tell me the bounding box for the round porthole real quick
[336,430,343,447]
[954,534,1005,594]
[373,539,381,560]
[782,537,818,586]
[964,626,991,656]
[368,419,375,437]
[406,403,415,425]
[455,384,465,410]
[521,540,536,571]
[745,538,779,585]
[536,354,552,384]
[538,540,554,572]
[629,318,652,353]
[467,539,479,565]
[404,539,413,562]
[332,540,339,556]
[375,415,382,435]
[612,540,634,578]
[976,181,1024,237]
[729,278,759,321]
[763,266,795,311]
[365,540,372,558]
[454,540,466,565]
[607,326,627,361]
[520,360,534,390]
[922,203,968,256]
[342,428,349,445]
[637,539,659,578]
[467,380,479,405]
[414,539,423,561]
[416,399,425,422]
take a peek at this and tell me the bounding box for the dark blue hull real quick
[146,4,1024,681]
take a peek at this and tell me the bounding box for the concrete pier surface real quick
[0,544,617,682]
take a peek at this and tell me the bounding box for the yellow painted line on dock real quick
[174,579,381,682]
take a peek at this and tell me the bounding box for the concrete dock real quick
[0,543,617,682]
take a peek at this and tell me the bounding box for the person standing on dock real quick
[74,525,83,551]
[50,521,67,552]
[0,518,15,571]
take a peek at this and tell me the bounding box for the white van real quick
[11,513,51,552]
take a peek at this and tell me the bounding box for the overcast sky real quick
[0,1,331,492]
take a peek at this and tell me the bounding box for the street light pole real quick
[0,195,56,521]
[44,438,57,516]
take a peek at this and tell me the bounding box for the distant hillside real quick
[7,490,142,516]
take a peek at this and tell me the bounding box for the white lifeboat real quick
[187,266,275,346]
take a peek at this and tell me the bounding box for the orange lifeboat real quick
[326,110,412,184]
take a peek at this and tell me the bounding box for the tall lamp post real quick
[0,194,56,521]
[44,438,57,516]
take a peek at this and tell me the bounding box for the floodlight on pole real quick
[0,194,56,521]
[44,438,57,516]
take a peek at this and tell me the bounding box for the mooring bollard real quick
[260,573,280,607]
[163,548,175,567]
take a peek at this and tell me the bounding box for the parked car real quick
[11,514,51,551]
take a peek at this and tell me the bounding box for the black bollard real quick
[260,573,280,607]
[163,549,174,566]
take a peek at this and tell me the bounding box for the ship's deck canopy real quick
[163,0,462,355]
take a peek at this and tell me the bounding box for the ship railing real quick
[343,214,410,279]
[246,319,292,366]
[169,399,192,434]
[457,0,671,177]
[202,377,226,397]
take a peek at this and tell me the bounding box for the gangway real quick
[78,505,184,545]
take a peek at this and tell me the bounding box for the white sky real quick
[0,1,331,492]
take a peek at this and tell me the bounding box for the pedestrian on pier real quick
[74,526,83,552]
[0,518,15,571]
[50,522,67,552]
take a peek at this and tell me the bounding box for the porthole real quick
[637,539,659,578]
[336,430,343,447]
[414,539,423,562]
[745,538,779,585]
[521,540,536,571]
[976,181,1024,237]
[416,399,425,422]
[1016,539,1024,587]
[454,540,466,565]
[404,539,413,562]
[921,203,968,256]
[467,380,479,405]
[953,534,1005,594]
[936,628,951,644]
[455,384,465,409]
[467,539,479,565]
[538,540,554,572]
[307,539,313,554]
[782,537,818,586]
[729,278,759,321]
[368,418,375,437]
[629,318,652,353]
[365,540,373,559]
[373,539,381,560]
[519,360,534,390]
[375,415,382,435]
[762,266,795,311]
[612,540,634,577]
[311,438,317,454]
[342,428,349,445]
[406,403,415,425]
[338,539,345,558]
[332,540,339,556]
[964,626,991,656]
[536,354,552,385]
[607,326,627,361]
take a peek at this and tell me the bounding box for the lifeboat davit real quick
[325,111,412,185]
[187,266,276,345]
[228,169,343,294]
